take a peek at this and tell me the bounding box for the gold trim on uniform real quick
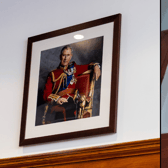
[48,94,60,102]
[73,67,76,73]
[59,65,68,70]
[51,72,67,93]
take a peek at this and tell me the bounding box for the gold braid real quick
[54,73,67,95]
[43,72,67,125]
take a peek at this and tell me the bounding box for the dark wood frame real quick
[0,138,160,167]
[161,30,168,168]
[161,133,168,167]
[161,30,168,82]
[19,14,122,146]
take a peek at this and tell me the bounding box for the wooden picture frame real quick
[19,13,121,146]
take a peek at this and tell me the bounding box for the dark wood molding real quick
[0,138,160,168]
[161,30,168,83]
[161,133,168,167]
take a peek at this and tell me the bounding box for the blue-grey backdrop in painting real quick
[35,36,103,126]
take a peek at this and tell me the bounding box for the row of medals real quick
[64,67,77,85]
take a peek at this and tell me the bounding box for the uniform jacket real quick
[43,62,95,102]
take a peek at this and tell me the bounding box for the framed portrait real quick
[19,14,121,146]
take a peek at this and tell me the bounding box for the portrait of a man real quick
[35,36,103,126]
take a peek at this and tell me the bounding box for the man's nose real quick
[63,55,67,59]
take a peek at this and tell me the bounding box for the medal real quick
[64,66,77,85]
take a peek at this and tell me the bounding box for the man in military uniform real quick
[43,45,101,123]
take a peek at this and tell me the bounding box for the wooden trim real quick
[161,30,168,83]
[161,133,168,167]
[0,138,160,168]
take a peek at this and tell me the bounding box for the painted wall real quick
[162,0,168,30]
[0,0,160,159]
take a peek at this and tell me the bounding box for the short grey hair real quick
[60,45,73,56]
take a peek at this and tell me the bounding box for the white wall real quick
[0,0,160,159]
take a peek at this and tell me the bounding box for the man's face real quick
[61,48,72,67]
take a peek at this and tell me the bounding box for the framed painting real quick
[19,13,121,146]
